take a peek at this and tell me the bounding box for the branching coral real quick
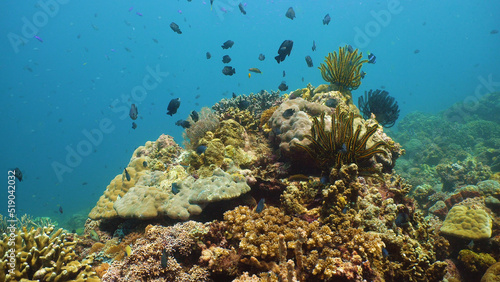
[1,225,99,281]
[358,89,400,128]
[319,45,368,94]
[294,107,388,171]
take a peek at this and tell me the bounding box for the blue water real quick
[1,0,499,222]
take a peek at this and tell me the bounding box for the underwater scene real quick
[1,0,500,281]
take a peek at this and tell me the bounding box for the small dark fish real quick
[360,71,366,79]
[312,40,316,51]
[491,29,499,34]
[283,70,286,77]
[196,145,207,154]
[320,175,329,184]
[221,40,234,49]
[59,206,63,214]
[347,45,354,53]
[337,143,347,153]
[238,3,246,15]
[301,77,304,82]
[278,81,288,91]
[367,52,376,64]
[414,49,420,54]
[143,161,148,167]
[222,66,235,76]
[195,94,201,99]
[305,56,313,67]
[282,108,295,119]
[248,68,261,73]
[323,13,331,25]
[382,248,389,258]
[222,55,231,63]
[129,104,138,120]
[258,54,265,61]
[124,168,131,181]
[190,110,199,122]
[132,122,137,129]
[238,100,250,110]
[206,52,211,59]
[161,249,168,268]
[275,40,293,63]
[170,22,182,34]
[232,92,237,98]
[171,183,180,194]
[285,7,295,20]
[395,210,410,227]
[167,98,181,116]
[82,182,88,185]
[175,119,191,129]
[152,38,158,43]
[325,98,338,108]
[13,167,23,181]
[256,198,265,213]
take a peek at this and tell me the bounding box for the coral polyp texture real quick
[0,225,99,282]
[440,205,492,240]
[319,45,367,94]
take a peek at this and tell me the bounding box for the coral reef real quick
[358,89,400,128]
[436,159,492,192]
[0,225,99,281]
[212,90,284,118]
[294,107,389,172]
[102,221,210,281]
[183,107,220,149]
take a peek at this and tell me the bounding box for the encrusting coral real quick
[0,225,99,282]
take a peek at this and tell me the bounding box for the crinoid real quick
[358,89,400,128]
[319,45,368,93]
[294,107,388,170]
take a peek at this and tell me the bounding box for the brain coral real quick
[440,205,492,240]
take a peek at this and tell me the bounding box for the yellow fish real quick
[125,245,132,256]
[248,68,262,74]
[248,73,251,78]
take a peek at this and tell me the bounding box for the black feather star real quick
[358,89,400,128]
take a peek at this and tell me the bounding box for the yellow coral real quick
[440,205,492,240]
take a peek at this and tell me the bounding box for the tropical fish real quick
[132,122,137,129]
[282,108,295,119]
[190,110,199,122]
[170,22,182,34]
[59,206,63,214]
[89,230,99,241]
[275,40,293,63]
[278,81,288,91]
[167,98,181,116]
[221,40,234,49]
[222,66,235,76]
[161,249,168,268]
[206,52,211,59]
[124,168,131,181]
[285,7,295,20]
[367,52,376,64]
[347,45,354,53]
[258,54,265,61]
[143,161,148,167]
[283,70,286,77]
[312,40,316,51]
[196,145,207,154]
[305,56,313,67]
[222,55,231,63]
[129,104,138,120]
[175,119,191,129]
[171,183,180,194]
[248,68,261,73]
[323,13,331,25]
[238,3,246,15]
[125,245,132,256]
[256,198,265,213]
[13,167,23,181]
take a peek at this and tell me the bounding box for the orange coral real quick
[94,262,110,278]
[89,242,105,254]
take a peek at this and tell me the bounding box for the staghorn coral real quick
[319,45,368,102]
[0,225,99,281]
[102,222,210,281]
[358,89,400,128]
[294,106,389,171]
